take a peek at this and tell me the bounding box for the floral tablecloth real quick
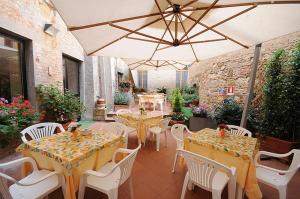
[17,131,125,199]
[184,128,262,199]
[119,111,163,144]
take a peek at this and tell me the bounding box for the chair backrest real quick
[102,122,127,137]
[20,122,65,142]
[117,145,141,185]
[159,117,171,131]
[227,125,252,137]
[179,149,236,192]
[171,124,189,150]
[116,109,132,116]
[286,149,300,181]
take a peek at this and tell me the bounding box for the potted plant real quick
[260,42,300,154]
[119,81,131,92]
[37,83,85,129]
[189,104,217,131]
[0,97,40,157]
[114,91,130,111]
[181,86,199,107]
[169,88,187,126]
[156,86,168,94]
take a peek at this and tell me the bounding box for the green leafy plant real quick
[171,112,187,121]
[263,42,300,141]
[182,107,193,119]
[181,85,197,94]
[0,97,40,148]
[182,93,199,105]
[170,88,184,112]
[114,91,130,105]
[119,81,131,92]
[37,84,85,123]
[156,86,168,94]
[192,104,209,118]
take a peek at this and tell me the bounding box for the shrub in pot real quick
[156,86,167,94]
[119,81,131,92]
[0,97,40,149]
[114,91,130,110]
[189,104,217,131]
[37,84,85,127]
[260,42,300,153]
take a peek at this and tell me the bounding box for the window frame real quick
[62,54,81,95]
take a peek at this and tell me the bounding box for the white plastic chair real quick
[113,116,140,145]
[102,122,129,148]
[78,144,141,199]
[147,117,171,151]
[179,149,237,199]
[171,124,193,173]
[254,149,300,199]
[20,122,65,143]
[116,109,132,116]
[155,98,164,113]
[227,125,252,137]
[0,157,65,199]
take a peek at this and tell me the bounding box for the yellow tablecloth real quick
[16,131,125,199]
[119,111,163,144]
[184,128,262,199]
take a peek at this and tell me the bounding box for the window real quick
[0,33,26,100]
[63,56,80,95]
[138,70,147,89]
[176,70,189,88]
[117,72,123,86]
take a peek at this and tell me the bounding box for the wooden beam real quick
[240,43,262,127]
[178,14,199,62]
[126,36,172,45]
[181,12,249,48]
[149,14,175,60]
[180,1,300,12]
[181,0,198,9]
[109,23,173,45]
[154,0,175,41]
[181,38,227,45]
[87,13,172,55]
[68,10,173,31]
[181,5,256,43]
[179,0,219,42]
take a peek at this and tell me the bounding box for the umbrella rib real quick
[180,1,300,12]
[68,10,173,31]
[126,36,172,45]
[87,13,172,55]
[131,61,148,70]
[149,14,175,60]
[180,5,257,43]
[154,0,175,41]
[157,46,172,51]
[167,61,180,70]
[166,0,175,9]
[128,60,145,66]
[175,13,178,40]
[110,23,173,45]
[178,14,199,62]
[179,0,219,42]
[181,0,198,9]
[181,38,227,45]
[181,12,248,48]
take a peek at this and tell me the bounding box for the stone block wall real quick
[189,31,300,108]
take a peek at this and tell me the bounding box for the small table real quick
[184,128,262,199]
[17,131,125,199]
[119,111,163,144]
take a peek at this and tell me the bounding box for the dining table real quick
[16,130,125,199]
[184,128,262,199]
[118,111,163,144]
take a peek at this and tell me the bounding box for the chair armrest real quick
[84,170,109,178]
[112,148,136,163]
[255,164,294,175]
[16,171,61,186]
[0,157,38,171]
[186,129,193,135]
[254,150,294,166]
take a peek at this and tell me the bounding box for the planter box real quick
[169,120,185,126]
[0,139,21,159]
[114,104,129,111]
[260,136,300,154]
[189,117,217,131]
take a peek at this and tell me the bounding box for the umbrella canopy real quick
[51,0,300,62]
[124,59,191,70]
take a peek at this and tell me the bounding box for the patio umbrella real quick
[123,59,191,70]
[51,0,300,62]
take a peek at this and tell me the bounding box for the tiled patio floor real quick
[0,103,299,199]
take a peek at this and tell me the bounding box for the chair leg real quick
[180,173,189,199]
[129,176,134,199]
[107,188,118,199]
[278,186,287,199]
[156,133,160,151]
[212,188,222,199]
[172,152,178,173]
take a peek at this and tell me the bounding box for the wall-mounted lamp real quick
[44,23,59,36]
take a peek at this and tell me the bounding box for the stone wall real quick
[0,0,84,102]
[189,31,300,108]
